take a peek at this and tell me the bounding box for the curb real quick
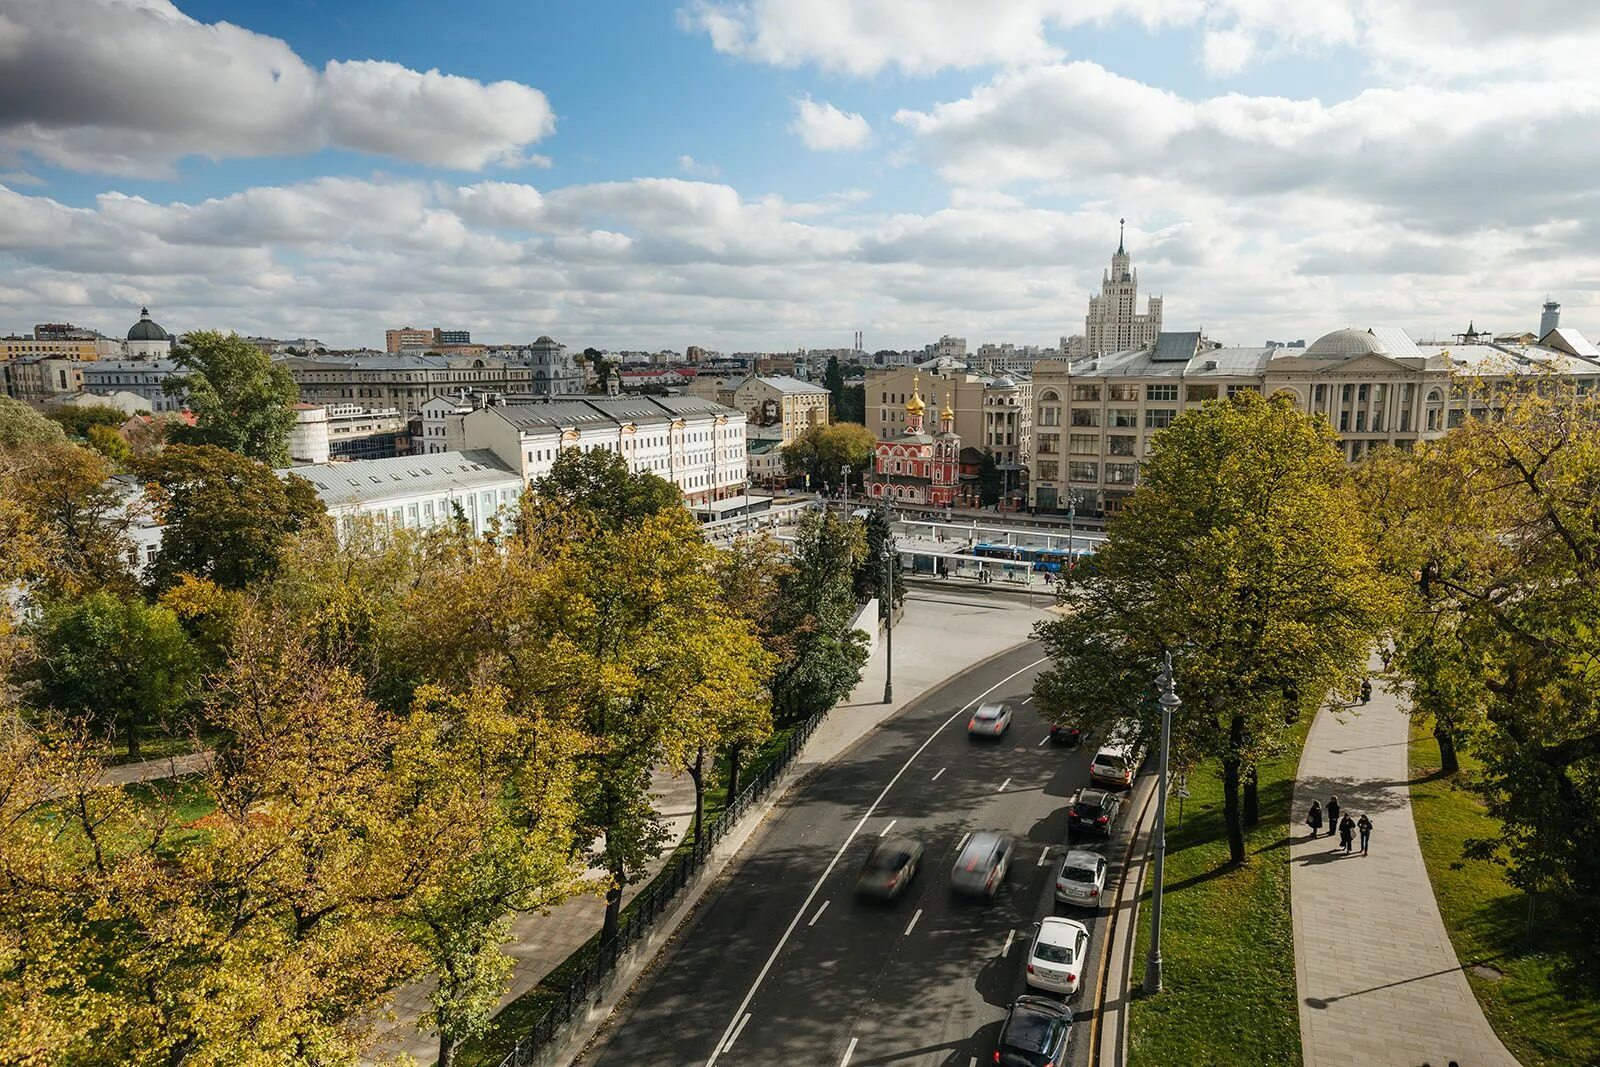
[1091,766,1160,1067]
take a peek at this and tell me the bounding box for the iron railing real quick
[493,708,827,1066]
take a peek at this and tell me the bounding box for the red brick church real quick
[865,373,962,507]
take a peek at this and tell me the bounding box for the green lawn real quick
[1127,722,1307,1066]
[452,721,803,1067]
[1407,718,1600,1067]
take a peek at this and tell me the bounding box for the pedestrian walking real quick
[1306,800,1323,838]
[1325,795,1341,836]
[1338,814,1356,854]
[1357,813,1373,855]
[1360,678,1373,704]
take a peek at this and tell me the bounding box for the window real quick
[1227,384,1258,398]
[1146,383,1178,402]
[1186,384,1218,402]
[1037,432,1059,455]
[1071,384,1101,402]
[1108,383,1138,401]
[1105,462,1137,485]
[1036,460,1059,481]
[1145,408,1177,429]
[1068,461,1099,482]
[1341,384,1354,403]
[1108,408,1138,428]
[1108,434,1136,457]
[1069,433,1099,455]
[1039,405,1061,427]
[1070,409,1100,428]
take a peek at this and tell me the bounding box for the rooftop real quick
[284,450,519,506]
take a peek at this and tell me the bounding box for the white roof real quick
[283,450,519,506]
[1036,915,1089,949]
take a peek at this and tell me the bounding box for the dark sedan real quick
[855,836,924,900]
[1065,787,1123,839]
[996,994,1074,1067]
[951,831,1014,900]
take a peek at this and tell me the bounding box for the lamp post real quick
[1144,650,1180,995]
[1066,488,1079,557]
[841,463,852,510]
[880,533,896,704]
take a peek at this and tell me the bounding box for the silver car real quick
[966,702,1014,739]
[1055,849,1109,908]
[951,831,1015,899]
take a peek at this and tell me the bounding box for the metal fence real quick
[493,708,828,1067]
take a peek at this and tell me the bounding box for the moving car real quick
[1088,743,1136,789]
[1065,788,1122,839]
[967,702,1013,739]
[855,836,923,901]
[1025,916,1090,996]
[995,994,1074,1066]
[950,831,1014,900]
[1055,849,1109,908]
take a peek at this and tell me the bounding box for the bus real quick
[972,542,1094,573]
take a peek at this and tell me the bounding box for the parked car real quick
[1047,722,1082,746]
[996,994,1074,1066]
[855,836,923,901]
[950,831,1015,899]
[1055,849,1109,908]
[967,702,1013,739]
[1025,916,1091,996]
[1066,788,1123,839]
[1088,743,1136,789]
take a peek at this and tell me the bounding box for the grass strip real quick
[1407,717,1600,1067]
[1126,720,1307,1066]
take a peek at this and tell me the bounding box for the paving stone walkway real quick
[1290,671,1520,1067]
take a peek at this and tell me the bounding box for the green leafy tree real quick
[139,444,326,591]
[47,404,126,439]
[85,423,133,465]
[769,509,868,729]
[1033,391,1392,864]
[782,422,876,491]
[0,395,66,447]
[166,330,299,465]
[0,439,137,596]
[532,446,680,531]
[854,503,905,617]
[977,449,1002,506]
[29,590,198,758]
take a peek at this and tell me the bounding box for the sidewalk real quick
[98,750,212,787]
[1290,674,1520,1067]
[369,583,1050,1065]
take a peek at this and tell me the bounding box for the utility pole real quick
[881,533,896,704]
[1144,650,1180,995]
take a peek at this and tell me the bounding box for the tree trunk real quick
[602,859,624,945]
[1435,720,1460,775]
[438,1034,457,1067]
[1243,764,1259,827]
[1222,714,1247,865]
[726,744,743,801]
[125,721,141,761]
[689,746,706,852]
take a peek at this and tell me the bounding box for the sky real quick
[2,0,1599,352]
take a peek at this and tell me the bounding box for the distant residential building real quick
[754,353,798,377]
[287,450,523,540]
[745,438,787,486]
[325,404,413,461]
[686,375,741,407]
[923,335,968,362]
[1028,323,1600,517]
[1072,222,1162,357]
[732,376,830,445]
[82,359,186,413]
[438,329,471,345]
[281,345,580,416]
[5,356,84,406]
[125,307,174,359]
[618,368,689,391]
[0,334,120,361]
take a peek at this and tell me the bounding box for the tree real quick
[769,510,869,729]
[583,346,613,394]
[854,503,905,617]
[166,330,299,465]
[782,422,876,491]
[0,395,66,447]
[1033,391,1392,864]
[977,449,1002,506]
[86,423,133,464]
[532,446,680,532]
[0,438,137,597]
[28,590,199,758]
[47,404,126,439]
[139,444,327,591]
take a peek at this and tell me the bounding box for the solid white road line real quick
[957,831,972,851]
[878,819,897,837]
[808,900,829,927]
[1037,734,1050,747]
[904,908,923,936]
[998,777,1012,792]
[840,1037,859,1066]
[1002,929,1015,956]
[724,1013,752,1053]
[1038,846,1051,867]
[931,767,946,782]
[701,656,1049,1067]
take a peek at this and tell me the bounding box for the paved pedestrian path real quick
[1290,671,1520,1067]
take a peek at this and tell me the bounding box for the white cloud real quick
[0,0,555,176]
[677,154,721,177]
[791,96,872,150]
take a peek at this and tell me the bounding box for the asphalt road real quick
[582,641,1140,1067]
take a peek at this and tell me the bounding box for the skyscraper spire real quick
[1118,217,1125,254]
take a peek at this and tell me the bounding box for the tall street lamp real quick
[1144,650,1180,995]
[841,463,852,509]
[880,533,896,704]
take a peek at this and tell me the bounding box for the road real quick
[582,642,1140,1067]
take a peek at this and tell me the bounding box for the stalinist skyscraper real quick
[1063,219,1163,357]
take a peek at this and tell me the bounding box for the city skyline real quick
[3,0,1598,350]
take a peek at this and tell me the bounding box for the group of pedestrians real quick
[1306,795,1373,855]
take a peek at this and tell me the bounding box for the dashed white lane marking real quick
[808,900,829,927]
[1038,846,1051,867]
[879,819,897,837]
[701,657,1049,1067]
[1022,696,1034,705]
[840,1036,859,1066]
[1037,734,1050,747]
[724,1013,751,1053]
[958,831,972,851]
[904,908,924,936]
[1002,928,1016,956]
[998,777,1012,792]
[931,767,946,782]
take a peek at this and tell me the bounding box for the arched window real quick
[1038,389,1060,403]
